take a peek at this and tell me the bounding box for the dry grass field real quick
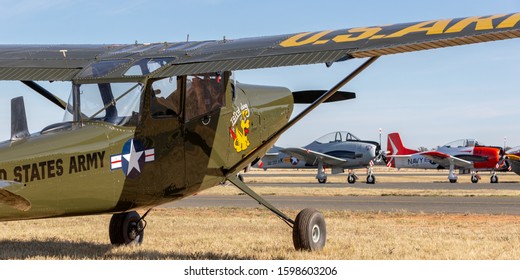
[1,208,520,260]
[1,168,520,260]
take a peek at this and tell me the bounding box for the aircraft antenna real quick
[186,34,190,42]
[379,128,382,147]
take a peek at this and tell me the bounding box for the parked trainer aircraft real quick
[256,131,382,184]
[0,13,519,251]
[387,133,505,183]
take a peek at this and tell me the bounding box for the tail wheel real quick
[293,208,326,251]
[317,178,327,184]
[109,211,144,245]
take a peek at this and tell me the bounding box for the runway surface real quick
[163,182,520,215]
[243,182,520,190]
[165,194,520,214]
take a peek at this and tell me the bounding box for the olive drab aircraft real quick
[255,131,383,184]
[387,133,506,183]
[0,13,519,251]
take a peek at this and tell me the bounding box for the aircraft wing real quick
[281,147,347,166]
[420,151,473,169]
[0,13,518,81]
[507,154,520,162]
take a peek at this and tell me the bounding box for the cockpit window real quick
[315,131,360,144]
[185,73,226,120]
[443,139,480,148]
[79,59,131,78]
[64,82,142,126]
[124,58,175,76]
[150,77,180,118]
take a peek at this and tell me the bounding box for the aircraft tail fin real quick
[387,133,419,156]
[10,96,30,141]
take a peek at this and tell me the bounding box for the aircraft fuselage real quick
[0,73,294,221]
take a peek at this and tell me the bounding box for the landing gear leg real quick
[316,161,327,184]
[490,171,499,184]
[366,167,376,184]
[470,171,480,184]
[227,175,326,251]
[347,170,358,184]
[448,161,457,183]
[109,210,147,245]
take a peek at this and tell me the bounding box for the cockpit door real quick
[131,76,186,202]
[183,72,228,189]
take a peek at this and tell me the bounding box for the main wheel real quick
[347,175,356,184]
[366,175,376,184]
[471,175,479,183]
[293,208,326,251]
[317,178,327,184]
[449,178,457,183]
[490,175,499,184]
[109,211,144,245]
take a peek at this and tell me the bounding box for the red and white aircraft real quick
[387,133,505,183]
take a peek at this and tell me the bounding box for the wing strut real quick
[21,81,67,110]
[223,56,379,176]
[227,174,294,226]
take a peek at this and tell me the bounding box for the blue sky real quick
[0,0,519,150]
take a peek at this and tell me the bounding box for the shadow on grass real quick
[105,250,254,260]
[0,238,111,259]
[0,239,253,260]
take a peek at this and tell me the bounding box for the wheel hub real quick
[128,222,138,240]
[312,224,320,243]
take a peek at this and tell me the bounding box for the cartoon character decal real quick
[229,103,251,153]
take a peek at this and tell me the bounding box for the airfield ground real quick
[1,168,520,260]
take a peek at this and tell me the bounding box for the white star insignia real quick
[123,139,144,175]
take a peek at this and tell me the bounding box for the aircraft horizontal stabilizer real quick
[292,90,355,104]
[0,181,31,211]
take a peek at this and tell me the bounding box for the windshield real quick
[64,82,142,126]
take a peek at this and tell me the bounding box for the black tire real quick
[449,178,457,183]
[471,175,479,183]
[347,175,356,184]
[366,175,375,184]
[318,178,327,184]
[293,208,326,251]
[109,211,144,245]
[237,174,244,182]
[490,175,499,184]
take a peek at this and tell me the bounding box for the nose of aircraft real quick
[374,143,387,164]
